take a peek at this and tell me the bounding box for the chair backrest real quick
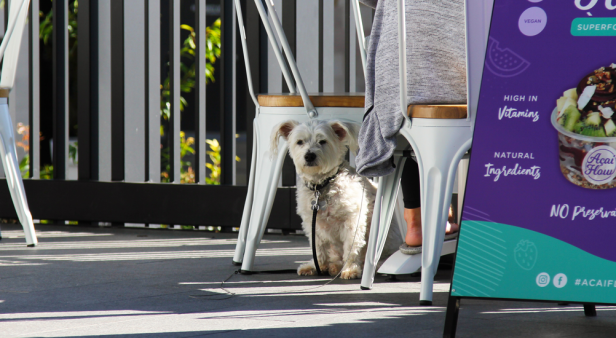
[0,0,31,91]
[396,0,494,129]
[234,0,259,108]
[236,1,367,118]
[465,0,494,133]
[351,0,367,73]
[396,0,409,125]
[234,0,315,117]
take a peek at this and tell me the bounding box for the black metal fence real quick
[0,0,371,229]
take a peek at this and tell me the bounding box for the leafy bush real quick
[37,2,228,184]
[16,124,76,179]
[159,19,233,184]
[160,20,221,119]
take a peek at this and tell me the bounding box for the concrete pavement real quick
[0,224,614,337]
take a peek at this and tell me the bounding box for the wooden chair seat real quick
[258,93,365,108]
[407,104,467,119]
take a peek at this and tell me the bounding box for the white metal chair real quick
[0,0,37,246]
[232,0,368,272]
[358,0,492,305]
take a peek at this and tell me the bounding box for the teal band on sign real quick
[571,18,616,36]
[451,221,616,304]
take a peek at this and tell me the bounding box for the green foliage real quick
[160,131,196,183]
[205,20,222,84]
[16,124,76,179]
[19,156,29,179]
[39,0,79,56]
[40,164,54,180]
[205,139,221,185]
[38,3,227,185]
[160,20,225,183]
[69,143,78,164]
[160,19,221,120]
[16,123,29,178]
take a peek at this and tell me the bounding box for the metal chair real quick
[0,0,37,246]
[359,0,491,305]
[232,0,368,272]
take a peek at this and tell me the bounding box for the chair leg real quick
[457,158,469,225]
[361,177,383,289]
[233,122,259,265]
[361,157,405,289]
[0,104,37,246]
[377,157,406,257]
[417,156,450,305]
[240,141,288,272]
[256,145,289,245]
[393,187,407,238]
[400,126,471,304]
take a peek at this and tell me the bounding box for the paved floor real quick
[0,224,615,337]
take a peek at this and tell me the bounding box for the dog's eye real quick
[319,140,327,145]
[297,140,303,145]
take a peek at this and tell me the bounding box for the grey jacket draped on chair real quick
[356,0,467,177]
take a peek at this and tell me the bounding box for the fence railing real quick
[0,0,372,229]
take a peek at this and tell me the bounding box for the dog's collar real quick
[307,168,341,192]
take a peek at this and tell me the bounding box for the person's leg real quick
[401,159,459,247]
[401,160,422,247]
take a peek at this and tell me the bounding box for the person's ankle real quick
[405,226,422,246]
[404,208,423,246]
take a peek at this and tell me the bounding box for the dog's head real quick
[271,119,359,179]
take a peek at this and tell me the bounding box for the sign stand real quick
[442,295,460,338]
[442,1,616,336]
[584,304,597,317]
[442,290,598,337]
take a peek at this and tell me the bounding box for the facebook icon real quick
[553,273,568,288]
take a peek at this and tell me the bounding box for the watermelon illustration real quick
[485,37,530,78]
[514,240,537,270]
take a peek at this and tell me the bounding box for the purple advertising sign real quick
[451,0,616,302]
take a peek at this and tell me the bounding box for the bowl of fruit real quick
[552,64,616,189]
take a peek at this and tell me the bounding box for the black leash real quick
[308,171,339,277]
[202,268,297,300]
[311,198,324,276]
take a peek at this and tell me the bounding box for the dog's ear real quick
[270,120,299,156]
[329,121,360,155]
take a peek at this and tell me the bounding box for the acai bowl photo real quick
[552,63,616,189]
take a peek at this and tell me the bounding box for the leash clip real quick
[311,190,321,211]
[311,200,319,211]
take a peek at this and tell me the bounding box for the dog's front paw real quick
[340,264,362,279]
[298,262,317,276]
[328,262,343,276]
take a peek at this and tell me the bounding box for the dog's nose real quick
[304,152,316,163]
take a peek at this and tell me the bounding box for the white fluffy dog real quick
[271,119,401,279]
